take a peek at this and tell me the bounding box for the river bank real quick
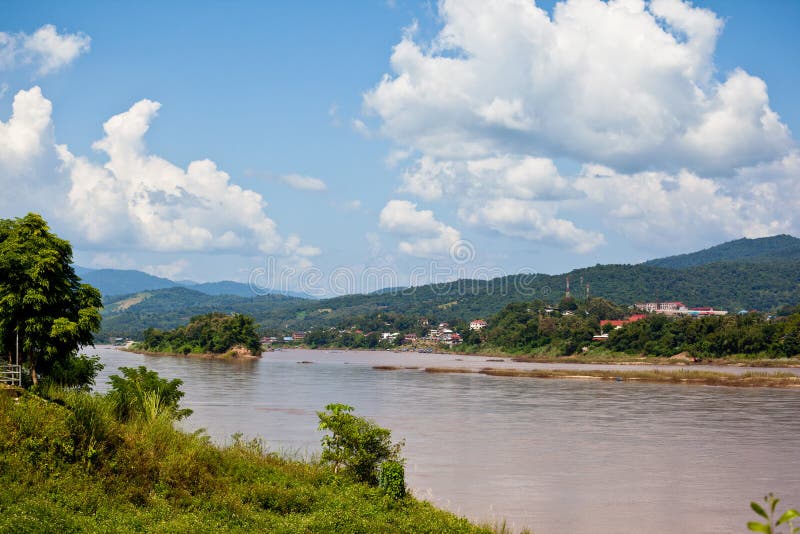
[414,366,800,388]
[122,346,260,360]
[0,389,495,533]
[292,344,800,368]
[91,346,800,533]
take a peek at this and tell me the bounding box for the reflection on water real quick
[93,347,800,534]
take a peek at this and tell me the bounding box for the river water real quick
[93,347,800,534]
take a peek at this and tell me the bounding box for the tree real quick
[317,403,403,485]
[0,213,102,386]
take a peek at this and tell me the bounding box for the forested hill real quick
[643,235,800,269]
[100,255,800,340]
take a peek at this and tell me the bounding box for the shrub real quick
[107,366,192,422]
[379,460,406,499]
[317,403,403,485]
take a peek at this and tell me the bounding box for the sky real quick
[1,0,798,295]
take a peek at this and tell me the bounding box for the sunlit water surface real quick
[93,347,800,534]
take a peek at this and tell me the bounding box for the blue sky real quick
[1,1,798,294]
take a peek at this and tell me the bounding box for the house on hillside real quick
[470,319,487,330]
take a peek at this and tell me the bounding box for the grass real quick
[418,367,800,388]
[0,390,501,533]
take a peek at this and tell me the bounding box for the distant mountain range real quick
[95,235,800,340]
[76,267,310,299]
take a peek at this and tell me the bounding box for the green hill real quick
[100,257,800,340]
[643,235,800,269]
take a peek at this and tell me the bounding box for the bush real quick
[379,460,406,499]
[107,366,192,422]
[317,403,404,485]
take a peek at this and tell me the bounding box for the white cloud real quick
[143,259,189,280]
[88,252,136,270]
[365,0,792,175]
[361,0,799,257]
[351,118,371,138]
[0,86,53,174]
[379,199,462,258]
[280,173,328,191]
[396,153,595,250]
[460,198,604,253]
[55,98,318,262]
[573,164,795,248]
[0,24,90,75]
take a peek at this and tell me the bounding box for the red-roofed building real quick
[600,314,647,330]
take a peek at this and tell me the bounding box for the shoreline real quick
[120,347,261,360]
[291,345,800,368]
[110,346,800,388]
[418,366,800,388]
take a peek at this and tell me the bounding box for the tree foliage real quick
[607,312,800,358]
[107,366,192,422]
[0,213,102,386]
[317,403,404,485]
[137,312,261,355]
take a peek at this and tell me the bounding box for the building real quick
[635,301,685,313]
[292,332,306,341]
[634,302,728,317]
[599,314,647,329]
[469,319,487,330]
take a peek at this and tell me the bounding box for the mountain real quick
[643,235,800,269]
[77,267,308,299]
[96,235,800,340]
[188,280,308,299]
[80,269,176,296]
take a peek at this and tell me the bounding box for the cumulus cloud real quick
[0,86,52,172]
[56,98,319,262]
[364,0,792,175]
[460,198,604,253]
[401,154,577,202]
[395,153,600,250]
[0,24,90,75]
[573,164,794,247]
[379,199,462,258]
[280,173,328,191]
[362,0,799,256]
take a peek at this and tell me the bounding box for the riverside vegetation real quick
[0,368,497,533]
[133,312,262,357]
[298,298,800,362]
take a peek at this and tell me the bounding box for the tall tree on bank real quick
[0,213,102,386]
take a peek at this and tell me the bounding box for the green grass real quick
[0,391,496,533]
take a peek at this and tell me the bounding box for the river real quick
[93,346,800,533]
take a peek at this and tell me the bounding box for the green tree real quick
[107,366,192,422]
[0,213,102,386]
[317,403,403,485]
